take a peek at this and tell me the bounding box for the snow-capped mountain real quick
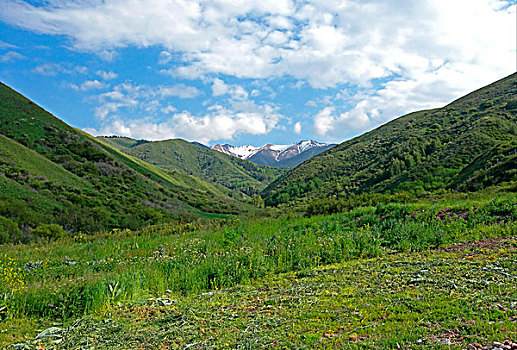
[211,144,261,159]
[210,140,336,168]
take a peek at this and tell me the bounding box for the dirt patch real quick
[440,237,516,253]
[435,208,472,221]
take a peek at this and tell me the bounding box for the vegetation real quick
[0,82,257,242]
[264,73,517,206]
[0,190,516,347]
[1,72,516,349]
[100,136,285,199]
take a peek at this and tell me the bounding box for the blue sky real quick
[0,0,515,146]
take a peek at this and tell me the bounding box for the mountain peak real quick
[211,140,335,167]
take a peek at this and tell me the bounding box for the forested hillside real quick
[0,83,251,242]
[264,73,517,206]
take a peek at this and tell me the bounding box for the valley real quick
[0,73,516,349]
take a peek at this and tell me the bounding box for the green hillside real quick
[0,82,249,239]
[264,73,517,206]
[99,136,284,199]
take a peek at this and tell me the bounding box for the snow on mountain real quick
[210,144,259,159]
[210,140,335,167]
[268,144,291,152]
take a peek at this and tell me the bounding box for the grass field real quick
[1,190,516,348]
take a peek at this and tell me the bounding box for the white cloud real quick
[85,107,283,143]
[158,51,172,64]
[96,70,118,80]
[161,105,177,114]
[293,121,302,135]
[267,16,293,30]
[211,78,249,101]
[71,79,106,91]
[0,51,25,62]
[98,50,117,62]
[34,64,61,76]
[2,0,510,92]
[211,78,229,96]
[34,63,88,76]
[313,107,337,137]
[231,85,248,100]
[1,0,514,140]
[158,84,200,99]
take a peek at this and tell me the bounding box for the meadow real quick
[1,189,516,348]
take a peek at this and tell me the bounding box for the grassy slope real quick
[263,73,517,206]
[0,82,248,234]
[0,134,91,189]
[90,134,226,197]
[1,191,516,348]
[100,136,284,199]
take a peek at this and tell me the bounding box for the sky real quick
[0,0,515,147]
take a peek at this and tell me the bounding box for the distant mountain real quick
[0,82,250,239]
[263,73,517,206]
[99,136,285,199]
[211,140,335,167]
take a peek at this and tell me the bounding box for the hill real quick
[263,73,517,206]
[0,82,250,240]
[99,136,284,199]
[211,140,335,167]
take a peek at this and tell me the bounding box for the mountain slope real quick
[99,137,284,198]
[0,82,248,237]
[263,73,517,206]
[211,140,335,167]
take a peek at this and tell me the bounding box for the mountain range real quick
[211,140,335,167]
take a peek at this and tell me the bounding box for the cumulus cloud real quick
[87,80,279,143]
[157,84,200,99]
[85,107,283,143]
[211,78,249,101]
[211,78,229,96]
[2,0,513,88]
[2,0,514,140]
[158,51,173,65]
[71,79,106,91]
[96,70,117,80]
[161,105,177,114]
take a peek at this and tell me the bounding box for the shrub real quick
[505,99,517,111]
[0,216,20,244]
[33,224,66,241]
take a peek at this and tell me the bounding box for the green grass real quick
[1,192,515,347]
[0,135,90,189]
[33,241,515,349]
